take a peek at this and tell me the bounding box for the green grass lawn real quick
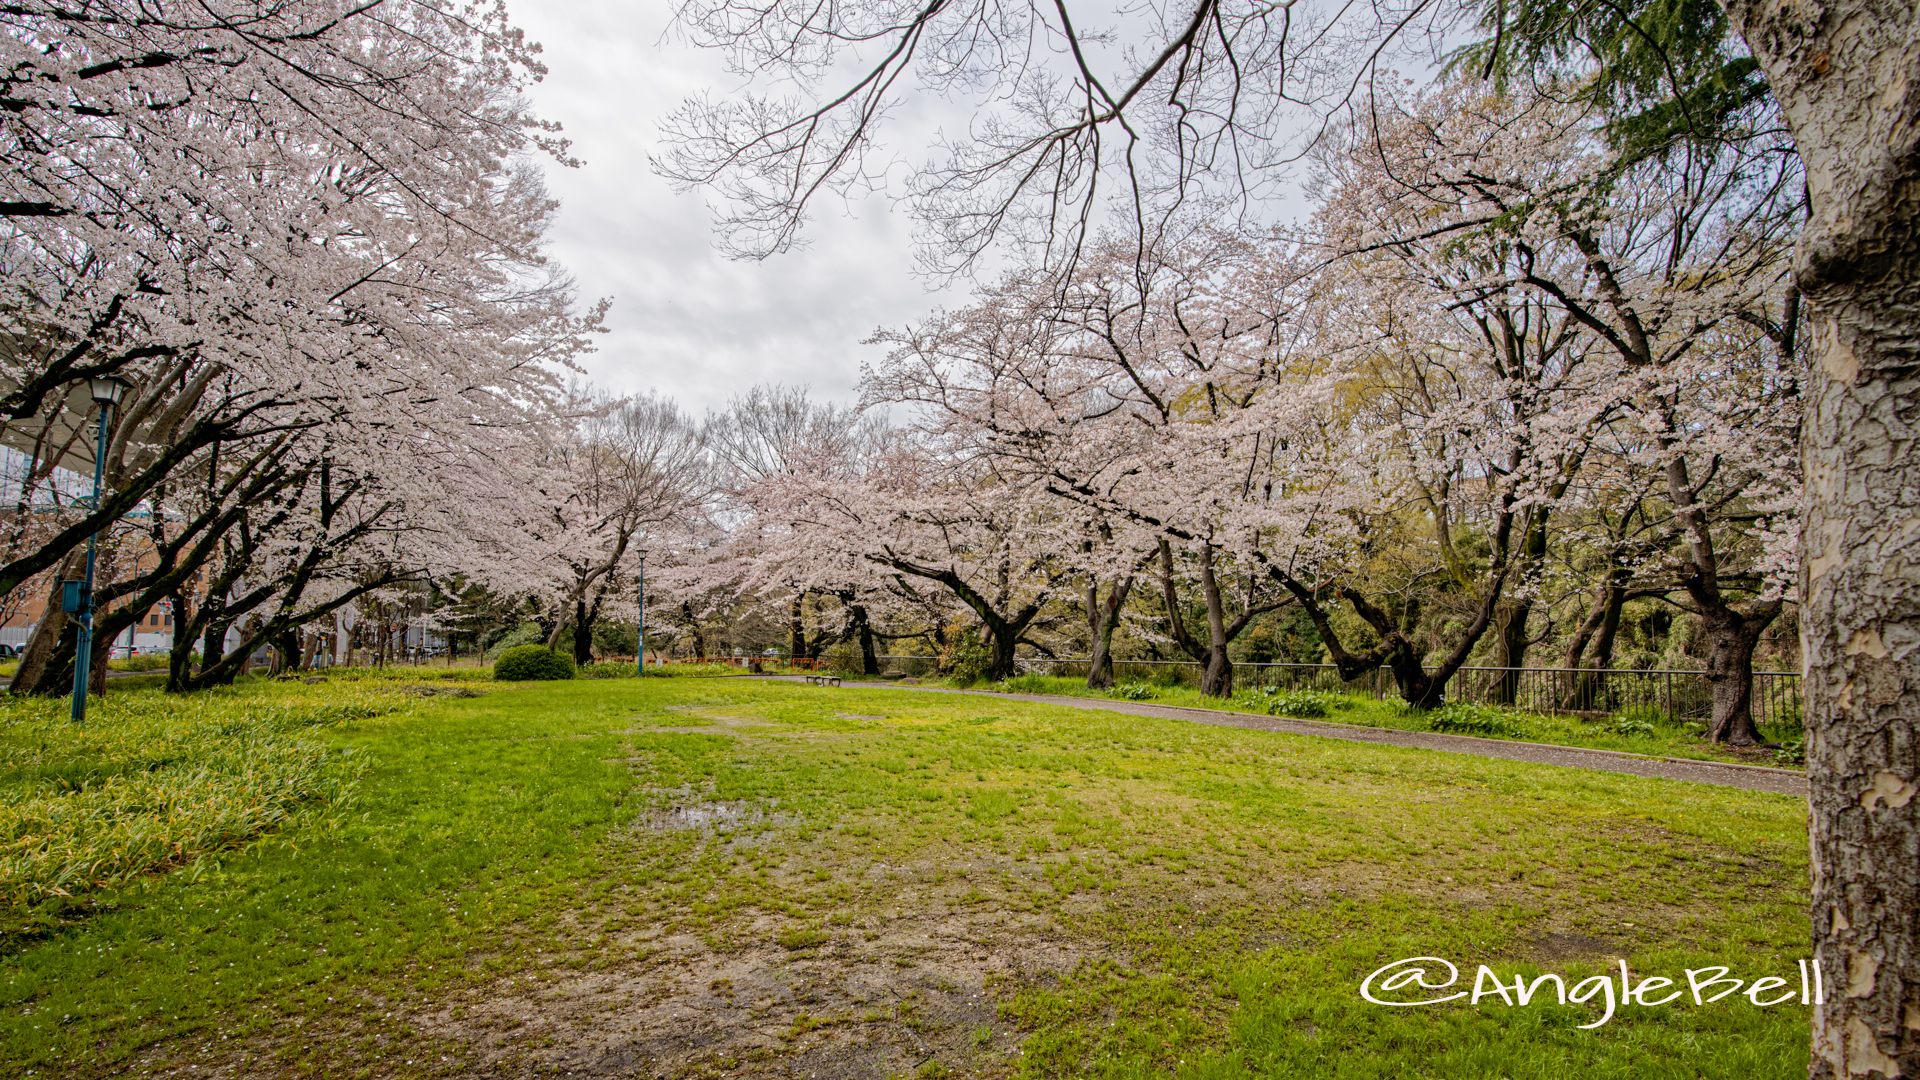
[0,677,1811,1078]
[933,674,1805,770]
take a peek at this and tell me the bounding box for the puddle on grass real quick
[637,788,798,839]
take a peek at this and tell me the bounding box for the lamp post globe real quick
[88,375,130,406]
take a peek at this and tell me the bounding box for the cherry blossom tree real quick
[706,384,911,672]
[520,389,714,663]
[1298,83,1800,732]
[0,0,596,624]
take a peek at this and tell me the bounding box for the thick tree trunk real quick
[1383,636,1442,710]
[1720,1,1920,1073]
[167,589,196,692]
[201,620,226,679]
[272,628,300,675]
[683,602,709,659]
[572,598,594,665]
[1489,600,1533,705]
[1085,576,1133,689]
[89,633,108,695]
[790,594,806,662]
[1198,546,1234,698]
[855,608,880,675]
[1703,602,1783,747]
[10,564,75,694]
[21,620,79,696]
[985,623,1018,682]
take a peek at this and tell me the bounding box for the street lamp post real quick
[72,375,130,722]
[635,549,648,676]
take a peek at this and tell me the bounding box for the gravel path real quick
[757,676,1806,797]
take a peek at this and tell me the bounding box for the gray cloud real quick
[511,0,963,416]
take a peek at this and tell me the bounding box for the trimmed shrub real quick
[493,645,575,682]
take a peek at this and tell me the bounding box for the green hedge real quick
[492,645,576,682]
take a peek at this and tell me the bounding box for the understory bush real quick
[938,628,994,683]
[1243,686,1337,718]
[1424,700,1533,739]
[1605,715,1662,738]
[0,684,403,914]
[493,645,576,681]
[1110,683,1154,701]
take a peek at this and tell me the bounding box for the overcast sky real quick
[509,0,966,418]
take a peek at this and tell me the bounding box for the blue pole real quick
[71,403,112,721]
[635,558,645,676]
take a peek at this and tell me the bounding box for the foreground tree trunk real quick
[1720,1,1920,1073]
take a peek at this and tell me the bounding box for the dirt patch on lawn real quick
[125,910,1094,1080]
[418,909,1089,1079]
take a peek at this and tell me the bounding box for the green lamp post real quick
[635,548,648,676]
[71,374,131,721]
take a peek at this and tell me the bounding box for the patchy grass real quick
[0,682,406,923]
[960,674,1804,770]
[0,679,1809,1079]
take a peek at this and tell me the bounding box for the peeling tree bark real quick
[1719,0,1920,1073]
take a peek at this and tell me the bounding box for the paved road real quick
[755,676,1807,798]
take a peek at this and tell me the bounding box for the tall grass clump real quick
[0,683,406,916]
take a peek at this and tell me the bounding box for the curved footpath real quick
[749,675,1806,798]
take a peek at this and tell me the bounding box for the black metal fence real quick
[870,655,1803,729]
